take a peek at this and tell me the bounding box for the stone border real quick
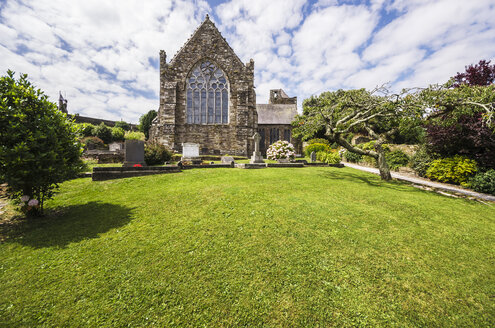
[90,161,345,181]
[92,166,181,181]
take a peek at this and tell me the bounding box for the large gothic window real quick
[186,61,229,124]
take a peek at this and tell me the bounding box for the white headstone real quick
[182,143,200,158]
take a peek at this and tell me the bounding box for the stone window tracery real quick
[186,61,229,124]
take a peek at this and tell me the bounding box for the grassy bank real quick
[1,167,494,327]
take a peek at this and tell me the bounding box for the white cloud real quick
[1,0,494,120]
[0,0,210,123]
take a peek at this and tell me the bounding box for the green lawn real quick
[1,167,494,327]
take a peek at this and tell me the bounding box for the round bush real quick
[411,147,434,177]
[77,123,96,138]
[267,140,295,160]
[81,136,105,150]
[145,141,172,165]
[468,169,495,195]
[426,155,477,185]
[92,123,112,144]
[343,150,362,163]
[304,143,330,157]
[385,150,410,170]
[125,131,145,141]
[111,127,125,142]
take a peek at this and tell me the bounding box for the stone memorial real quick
[310,151,316,163]
[250,132,264,164]
[181,143,202,164]
[221,156,235,165]
[109,142,124,152]
[123,139,146,167]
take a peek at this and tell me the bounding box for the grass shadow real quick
[317,169,419,192]
[1,201,135,248]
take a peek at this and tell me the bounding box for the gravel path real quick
[344,162,495,202]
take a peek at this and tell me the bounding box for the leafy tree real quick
[453,59,495,87]
[0,70,83,216]
[420,84,495,169]
[293,87,419,180]
[76,123,96,138]
[111,127,125,142]
[114,120,130,131]
[93,122,113,144]
[138,110,157,139]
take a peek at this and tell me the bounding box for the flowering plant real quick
[266,140,296,160]
[133,164,143,167]
[18,195,40,216]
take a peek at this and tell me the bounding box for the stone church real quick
[149,15,300,156]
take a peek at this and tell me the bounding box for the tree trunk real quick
[375,145,392,181]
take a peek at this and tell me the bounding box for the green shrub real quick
[385,150,410,170]
[81,136,105,150]
[111,127,125,142]
[125,131,145,141]
[77,123,96,138]
[359,140,390,152]
[316,151,327,162]
[307,138,330,145]
[344,150,362,163]
[468,170,495,195]
[325,152,341,164]
[426,156,477,185]
[305,143,330,157]
[92,123,112,144]
[145,141,172,165]
[411,147,434,177]
[0,70,83,216]
[114,120,130,131]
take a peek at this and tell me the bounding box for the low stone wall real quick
[92,166,180,181]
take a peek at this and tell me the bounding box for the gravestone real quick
[250,132,264,164]
[221,156,235,165]
[123,140,146,167]
[109,142,124,152]
[181,143,202,164]
[310,151,316,163]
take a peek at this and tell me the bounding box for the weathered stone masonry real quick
[150,15,301,157]
[150,15,257,156]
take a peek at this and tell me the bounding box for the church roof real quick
[256,104,298,125]
[169,15,244,67]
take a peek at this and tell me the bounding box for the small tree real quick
[139,110,157,139]
[453,59,495,87]
[114,120,130,131]
[93,122,113,144]
[111,127,125,142]
[0,70,83,216]
[420,83,495,169]
[293,87,420,180]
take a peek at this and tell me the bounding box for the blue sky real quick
[1,0,494,123]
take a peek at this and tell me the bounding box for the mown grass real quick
[0,167,494,327]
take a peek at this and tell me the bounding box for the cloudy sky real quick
[1,0,494,123]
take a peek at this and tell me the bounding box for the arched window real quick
[186,61,229,124]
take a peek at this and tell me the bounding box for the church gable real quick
[150,15,257,156]
[169,15,245,74]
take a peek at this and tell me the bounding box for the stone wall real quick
[150,16,257,156]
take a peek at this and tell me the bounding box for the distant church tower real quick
[58,92,68,114]
[149,15,257,156]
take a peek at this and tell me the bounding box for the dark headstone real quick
[123,140,146,167]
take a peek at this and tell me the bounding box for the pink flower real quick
[28,199,39,206]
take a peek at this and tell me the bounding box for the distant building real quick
[150,15,301,156]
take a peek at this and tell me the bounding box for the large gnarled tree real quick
[293,87,419,180]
